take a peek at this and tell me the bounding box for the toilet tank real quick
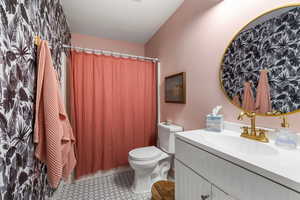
[158,123,183,154]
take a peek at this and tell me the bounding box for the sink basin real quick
[199,134,278,156]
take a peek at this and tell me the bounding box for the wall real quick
[146,0,300,131]
[72,33,145,56]
[0,0,71,199]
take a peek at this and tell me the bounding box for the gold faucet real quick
[237,112,269,143]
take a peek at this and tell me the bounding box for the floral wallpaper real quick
[0,0,71,199]
[221,7,300,114]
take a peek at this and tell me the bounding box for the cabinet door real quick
[212,186,235,200]
[175,160,211,200]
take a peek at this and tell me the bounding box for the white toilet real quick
[128,122,183,193]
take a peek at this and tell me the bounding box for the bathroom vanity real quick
[175,126,300,200]
[172,4,300,200]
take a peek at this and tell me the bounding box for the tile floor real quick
[54,170,151,200]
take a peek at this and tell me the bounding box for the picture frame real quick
[165,72,186,104]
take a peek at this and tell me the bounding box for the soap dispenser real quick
[275,116,297,149]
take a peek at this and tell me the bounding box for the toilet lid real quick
[129,146,162,161]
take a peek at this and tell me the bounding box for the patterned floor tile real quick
[54,171,151,200]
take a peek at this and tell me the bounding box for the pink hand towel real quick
[34,40,76,188]
[242,82,255,112]
[232,95,241,107]
[255,70,272,114]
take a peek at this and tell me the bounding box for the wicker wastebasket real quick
[151,180,175,200]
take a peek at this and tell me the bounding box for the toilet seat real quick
[129,146,162,161]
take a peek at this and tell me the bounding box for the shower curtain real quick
[69,51,157,178]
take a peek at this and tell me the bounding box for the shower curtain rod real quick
[34,36,159,62]
[62,44,159,62]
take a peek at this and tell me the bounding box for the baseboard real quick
[74,166,132,182]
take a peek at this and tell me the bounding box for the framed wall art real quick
[165,72,186,104]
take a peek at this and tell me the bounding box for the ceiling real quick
[61,0,184,44]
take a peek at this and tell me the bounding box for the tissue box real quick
[206,114,223,132]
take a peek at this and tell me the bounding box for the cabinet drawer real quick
[212,186,234,200]
[175,160,211,200]
[175,138,300,200]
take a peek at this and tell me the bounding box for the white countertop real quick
[175,126,300,192]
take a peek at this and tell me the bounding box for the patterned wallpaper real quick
[0,0,71,199]
[221,7,300,114]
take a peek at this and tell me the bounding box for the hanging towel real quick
[232,95,241,107]
[255,70,272,114]
[242,82,255,112]
[34,40,76,188]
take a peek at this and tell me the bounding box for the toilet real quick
[128,122,183,194]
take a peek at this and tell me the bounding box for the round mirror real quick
[220,5,300,116]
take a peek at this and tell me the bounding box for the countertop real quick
[175,127,300,193]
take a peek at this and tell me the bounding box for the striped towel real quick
[34,40,76,188]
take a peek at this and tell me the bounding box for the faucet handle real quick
[258,129,267,134]
[258,129,269,143]
[280,115,289,128]
[241,126,249,135]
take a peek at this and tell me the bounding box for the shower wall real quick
[0,0,71,199]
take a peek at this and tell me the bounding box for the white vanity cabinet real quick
[175,135,300,200]
[175,160,211,200]
[175,160,233,200]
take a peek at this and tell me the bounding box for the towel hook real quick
[34,36,42,46]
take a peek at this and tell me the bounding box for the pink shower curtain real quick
[69,51,157,179]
